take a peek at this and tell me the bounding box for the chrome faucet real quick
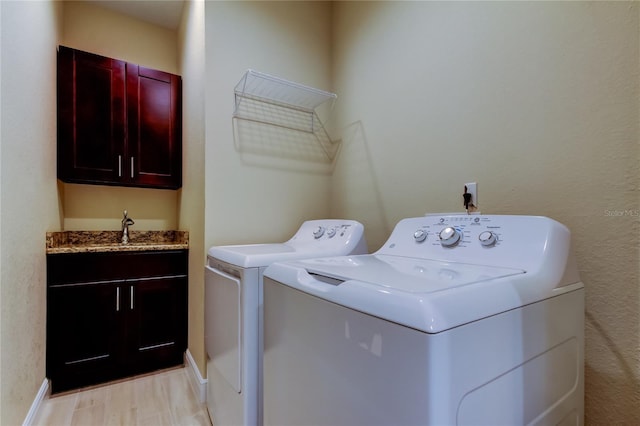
[121,210,135,244]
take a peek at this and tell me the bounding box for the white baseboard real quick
[22,378,49,426]
[185,349,207,404]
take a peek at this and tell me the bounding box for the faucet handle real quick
[122,210,134,224]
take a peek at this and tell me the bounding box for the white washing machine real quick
[204,219,367,426]
[263,214,584,426]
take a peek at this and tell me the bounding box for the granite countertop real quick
[46,230,189,254]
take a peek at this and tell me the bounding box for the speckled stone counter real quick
[46,230,189,254]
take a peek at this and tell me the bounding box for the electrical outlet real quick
[464,182,478,209]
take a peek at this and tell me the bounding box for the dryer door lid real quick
[208,243,295,267]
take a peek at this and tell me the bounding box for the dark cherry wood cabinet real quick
[57,46,182,189]
[57,47,126,185]
[47,280,121,392]
[128,276,187,369]
[46,250,188,393]
[126,64,182,189]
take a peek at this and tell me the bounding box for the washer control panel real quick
[408,215,501,249]
[379,214,570,270]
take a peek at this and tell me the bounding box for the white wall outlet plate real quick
[465,182,478,208]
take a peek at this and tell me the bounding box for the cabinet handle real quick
[130,286,134,310]
[131,157,134,179]
[116,287,120,311]
[118,155,122,177]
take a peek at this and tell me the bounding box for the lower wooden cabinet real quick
[46,250,188,393]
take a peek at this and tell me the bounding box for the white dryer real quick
[263,215,584,426]
[204,219,367,426]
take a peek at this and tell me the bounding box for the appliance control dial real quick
[327,227,337,238]
[313,226,325,239]
[413,229,427,243]
[439,227,462,247]
[478,231,497,246]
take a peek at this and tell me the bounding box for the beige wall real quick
[0,1,63,424]
[62,1,178,75]
[60,1,180,231]
[331,2,639,423]
[204,1,334,249]
[177,0,207,377]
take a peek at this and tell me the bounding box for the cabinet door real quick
[127,276,187,372]
[57,46,126,185]
[47,282,123,393]
[126,64,182,189]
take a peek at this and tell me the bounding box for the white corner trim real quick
[22,378,49,426]
[186,349,207,404]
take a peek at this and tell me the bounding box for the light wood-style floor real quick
[32,367,212,426]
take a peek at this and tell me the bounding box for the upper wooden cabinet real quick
[57,46,182,189]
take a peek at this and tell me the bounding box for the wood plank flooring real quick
[32,367,211,426]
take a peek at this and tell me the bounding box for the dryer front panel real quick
[205,263,242,393]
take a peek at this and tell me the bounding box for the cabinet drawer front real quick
[47,250,188,285]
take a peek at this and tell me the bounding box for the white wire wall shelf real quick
[233,69,340,162]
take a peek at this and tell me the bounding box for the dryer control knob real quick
[413,229,427,243]
[478,231,497,246]
[439,227,461,247]
[313,226,325,239]
[327,227,337,238]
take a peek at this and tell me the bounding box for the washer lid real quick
[264,254,532,333]
[298,254,524,294]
